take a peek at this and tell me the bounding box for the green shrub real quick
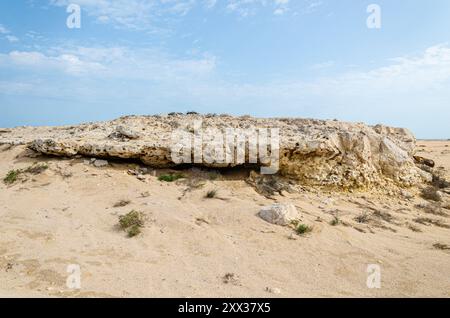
[296,224,313,235]
[158,173,184,182]
[3,170,20,185]
[118,210,144,238]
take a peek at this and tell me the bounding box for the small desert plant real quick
[4,170,20,185]
[158,173,184,182]
[24,163,48,175]
[355,212,370,224]
[433,243,450,250]
[222,273,239,285]
[330,216,340,226]
[296,224,313,235]
[205,190,217,199]
[118,210,144,237]
[113,200,131,208]
[127,225,142,238]
[421,186,442,202]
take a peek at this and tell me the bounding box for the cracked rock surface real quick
[0,114,430,188]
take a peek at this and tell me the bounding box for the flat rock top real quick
[0,114,426,187]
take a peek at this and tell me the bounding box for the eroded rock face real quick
[0,114,430,188]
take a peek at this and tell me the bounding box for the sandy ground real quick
[0,141,449,298]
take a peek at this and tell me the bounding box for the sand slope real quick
[0,141,449,297]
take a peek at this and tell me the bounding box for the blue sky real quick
[0,0,449,138]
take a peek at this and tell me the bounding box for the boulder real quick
[258,203,300,226]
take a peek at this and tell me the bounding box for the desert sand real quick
[0,123,449,297]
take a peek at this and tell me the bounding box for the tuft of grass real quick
[205,190,217,199]
[295,224,313,235]
[118,210,144,237]
[4,169,20,185]
[330,216,340,226]
[158,173,184,182]
[127,225,142,238]
[24,163,48,175]
[355,212,370,224]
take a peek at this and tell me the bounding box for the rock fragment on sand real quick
[93,159,108,168]
[265,287,281,294]
[258,203,300,226]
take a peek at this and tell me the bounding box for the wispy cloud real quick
[2,43,449,102]
[47,0,313,30]
[0,23,20,43]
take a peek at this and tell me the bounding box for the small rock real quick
[400,190,414,199]
[258,203,300,226]
[93,159,108,168]
[136,174,146,181]
[115,125,140,139]
[265,287,281,294]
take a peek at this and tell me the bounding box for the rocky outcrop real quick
[0,114,431,188]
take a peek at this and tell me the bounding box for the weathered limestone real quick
[258,203,300,226]
[0,114,431,188]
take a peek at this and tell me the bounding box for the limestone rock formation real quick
[0,114,431,188]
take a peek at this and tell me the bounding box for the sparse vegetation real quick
[296,224,313,235]
[3,169,20,185]
[158,173,184,182]
[413,217,450,229]
[113,200,131,208]
[127,225,142,238]
[372,210,394,223]
[205,190,217,199]
[433,243,450,250]
[3,163,49,185]
[417,203,448,217]
[330,216,340,226]
[355,212,370,224]
[222,273,239,285]
[118,210,145,237]
[24,163,48,175]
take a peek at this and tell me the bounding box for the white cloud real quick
[0,45,216,79]
[0,24,10,34]
[5,35,19,43]
[2,44,449,137]
[0,23,20,43]
[48,0,300,29]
